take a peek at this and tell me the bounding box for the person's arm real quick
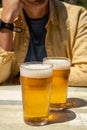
[0,29,13,51]
[69,7,87,87]
[0,0,22,50]
[0,0,22,83]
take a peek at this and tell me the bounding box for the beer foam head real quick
[20,63,53,78]
[43,58,71,70]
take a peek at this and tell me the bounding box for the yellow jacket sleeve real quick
[0,47,15,83]
[69,7,87,86]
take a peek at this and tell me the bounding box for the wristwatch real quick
[0,19,22,33]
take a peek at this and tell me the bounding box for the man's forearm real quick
[0,29,13,51]
[0,0,22,51]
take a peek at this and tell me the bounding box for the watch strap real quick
[0,19,22,33]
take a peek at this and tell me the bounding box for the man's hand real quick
[0,0,23,51]
[1,0,23,23]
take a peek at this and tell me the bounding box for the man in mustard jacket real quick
[0,0,87,86]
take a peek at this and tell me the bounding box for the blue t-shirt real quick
[24,12,48,62]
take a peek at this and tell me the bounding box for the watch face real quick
[0,19,13,31]
[0,20,1,26]
[0,20,5,30]
[0,20,2,29]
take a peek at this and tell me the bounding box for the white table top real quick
[0,85,87,130]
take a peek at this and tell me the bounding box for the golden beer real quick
[20,63,53,125]
[43,57,70,110]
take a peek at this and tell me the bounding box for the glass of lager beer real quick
[20,62,53,126]
[43,57,71,110]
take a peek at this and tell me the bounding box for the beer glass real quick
[43,57,71,110]
[20,62,53,126]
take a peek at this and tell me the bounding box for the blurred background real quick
[0,0,87,9]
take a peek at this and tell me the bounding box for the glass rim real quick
[43,57,71,70]
[43,57,71,62]
[20,62,53,71]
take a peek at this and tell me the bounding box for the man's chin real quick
[28,0,48,5]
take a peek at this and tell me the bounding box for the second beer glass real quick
[43,57,71,110]
[20,62,53,126]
